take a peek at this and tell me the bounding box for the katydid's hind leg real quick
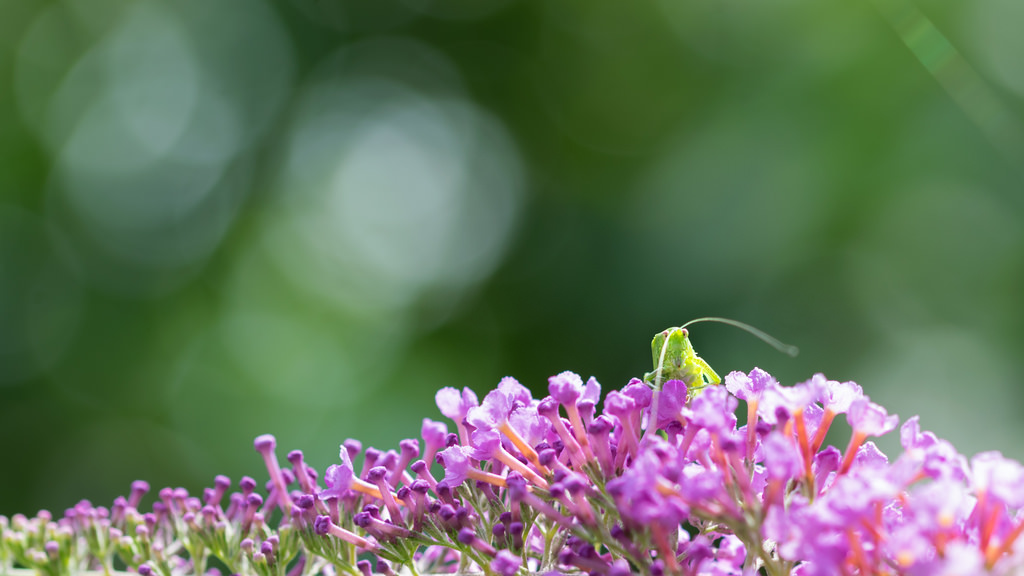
[695,357,721,386]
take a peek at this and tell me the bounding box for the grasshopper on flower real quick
[642,317,798,398]
[639,319,796,446]
[643,327,721,395]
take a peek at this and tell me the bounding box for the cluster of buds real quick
[4,328,1024,576]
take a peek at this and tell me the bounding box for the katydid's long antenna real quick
[680,317,799,357]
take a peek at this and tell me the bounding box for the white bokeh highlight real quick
[15,0,293,294]
[269,40,525,316]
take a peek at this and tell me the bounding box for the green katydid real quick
[643,317,799,396]
[643,326,721,395]
[640,317,798,445]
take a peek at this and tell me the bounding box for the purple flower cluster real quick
[4,366,1024,576]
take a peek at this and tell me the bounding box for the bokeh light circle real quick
[269,38,525,317]
[16,0,294,296]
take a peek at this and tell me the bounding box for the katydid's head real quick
[644,326,718,392]
[650,327,695,370]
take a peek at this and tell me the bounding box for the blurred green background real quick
[2,0,1024,514]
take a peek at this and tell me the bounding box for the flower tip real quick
[491,550,522,575]
[505,472,528,498]
[548,370,584,404]
[438,503,456,520]
[537,396,559,416]
[444,432,459,447]
[254,434,276,453]
[399,438,420,456]
[295,494,315,509]
[589,415,613,435]
[366,466,388,483]
[342,438,362,457]
[539,448,557,467]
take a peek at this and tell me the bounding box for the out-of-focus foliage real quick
[1,0,1022,514]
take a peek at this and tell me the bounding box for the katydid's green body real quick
[643,327,721,395]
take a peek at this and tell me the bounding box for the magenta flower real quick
[724,367,776,402]
[467,385,548,479]
[620,378,653,411]
[847,397,899,437]
[727,368,779,461]
[253,434,294,512]
[900,416,967,481]
[537,396,588,471]
[839,398,899,474]
[420,418,448,469]
[684,385,738,434]
[547,371,599,462]
[12,333,1024,576]
[971,451,1024,508]
[506,403,550,448]
[320,462,353,501]
[604,389,641,467]
[809,374,864,453]
[313,515,378,550]
[548,370,585,405]
[320,443,396,505]
[759,377,818,424]
[435,386,478,445]
[436,444,506,490]
[490,550,522,576]
[466,388,513,430]
[435,445,471,488]
[816,375,863,414]
[496,375,533,408]
[607,439,689,528]
[470,428,548,488]
[653,379,688,430]
[762,431,802,481]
